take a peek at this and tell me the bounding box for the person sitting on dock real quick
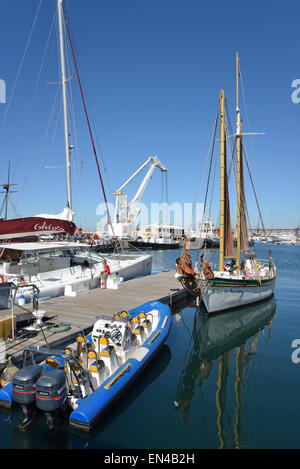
[100,261,110,289]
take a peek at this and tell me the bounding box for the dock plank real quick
[1,270,189,363]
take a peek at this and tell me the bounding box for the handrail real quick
[0,282,41,340]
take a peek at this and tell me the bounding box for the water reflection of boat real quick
[174,296,276,448]
[195,296,276,360]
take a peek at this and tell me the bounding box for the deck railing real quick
[0,282,40,340]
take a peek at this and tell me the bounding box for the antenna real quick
[0,161,18,220]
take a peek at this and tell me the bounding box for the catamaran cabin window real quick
[0,249,22,263]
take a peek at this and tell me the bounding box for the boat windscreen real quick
[0,248,23,262]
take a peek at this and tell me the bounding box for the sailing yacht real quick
[0,0,152,303]
[195,53,276,313]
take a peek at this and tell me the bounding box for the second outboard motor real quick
[12,365,43,424]
[36,369,67,426]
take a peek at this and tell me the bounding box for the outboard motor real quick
[12,364,43,424]
[35,369,67,428]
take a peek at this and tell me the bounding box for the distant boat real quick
[128,236,180,251]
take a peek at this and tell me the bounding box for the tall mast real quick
[219,89,226,271]
[57,0,72,210]
[236,52,242,273]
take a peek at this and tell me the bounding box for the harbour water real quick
[0,242,299,449]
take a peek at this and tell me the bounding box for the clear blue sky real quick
[0,0,299,230]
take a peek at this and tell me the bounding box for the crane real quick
[110,156,167,239]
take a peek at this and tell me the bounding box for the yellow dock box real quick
[0,317,16,339]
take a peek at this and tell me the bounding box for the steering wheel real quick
[110,328,122,344]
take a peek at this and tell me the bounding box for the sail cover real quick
[239,152,249,252]
[224,154,235,259]
[0,209,76,240]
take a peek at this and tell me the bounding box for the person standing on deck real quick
[100,261,110,288]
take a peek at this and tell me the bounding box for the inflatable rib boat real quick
[0,300,172,432]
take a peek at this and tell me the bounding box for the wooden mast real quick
[236,52,242,273]
[219,90,226,272]
[236,53,249,272]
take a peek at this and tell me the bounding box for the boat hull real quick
[128,240,180,250]
[201,276,276,314]
[1,253,152,305]
[187,238,204,250]
[69,300,171,432]
[0,301,172,433]
[195,296,276,359]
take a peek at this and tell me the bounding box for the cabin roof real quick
[0,241,89,251]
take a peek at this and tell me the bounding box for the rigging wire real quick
[197,100,220,267]
[183,99,220,264]
[239,65,263,210]
[194,102,220,231]
[242,145,272,255]
[15,85,61,211]
[64,10,116,241]
[0,0,44,145]
[12,5,57,184]
[12,3,62,213]
[62,2,114,202]
[63,13,84,221]
[15,83,61,211]
[226,97,257,255]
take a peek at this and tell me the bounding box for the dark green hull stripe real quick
[209,277,276,288]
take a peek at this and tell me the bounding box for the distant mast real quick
[57,0,72,211]
[0,161,18,220]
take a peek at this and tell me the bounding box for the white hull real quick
[188,237,204,250]
[202,281,275,314]
[1,252,152,305]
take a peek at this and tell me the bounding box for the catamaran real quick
[0,0,152,302]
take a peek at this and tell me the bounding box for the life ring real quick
[0,275,5,283]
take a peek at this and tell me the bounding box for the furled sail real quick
[239,149,249,252]
[224,162,235,259]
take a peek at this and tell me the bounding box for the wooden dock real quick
[1,270,191,364]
